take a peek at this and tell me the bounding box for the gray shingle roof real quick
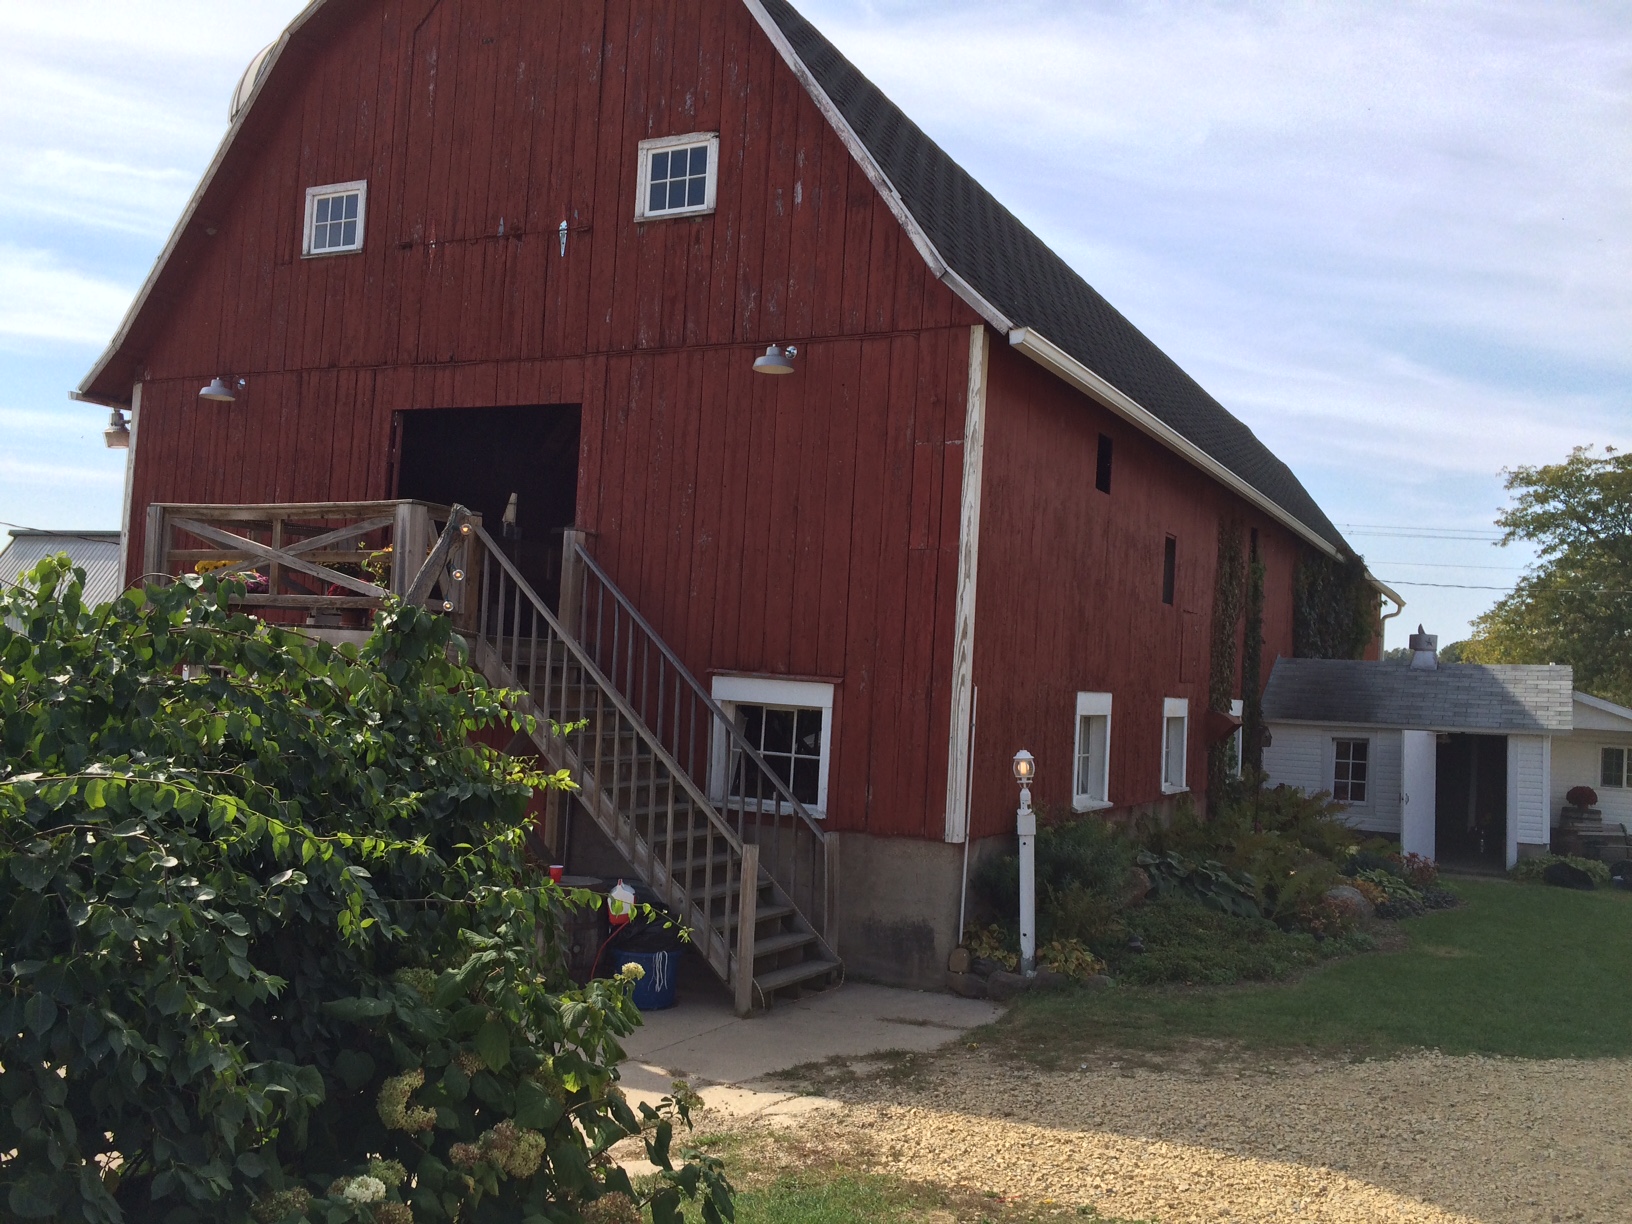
[759,0,1350,555]
[1,531,123,609]
[1262,658,1576,734]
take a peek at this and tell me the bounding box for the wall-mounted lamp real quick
[199,376,246,403]
[103,409,130,450]
[752,344,798,375]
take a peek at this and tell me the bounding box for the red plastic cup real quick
[549,864,564,883]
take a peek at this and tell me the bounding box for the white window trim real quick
[302,179,368,257]
[709,675,833,816]
[1602,744,1627,789]
[634,132,720,221]
[1329,735,1375,810]
[1072,691,1113,812]
[1161,696,1189,794]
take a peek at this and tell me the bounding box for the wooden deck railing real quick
[144,500,475,623]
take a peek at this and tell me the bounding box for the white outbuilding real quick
[1261,645,1632,870]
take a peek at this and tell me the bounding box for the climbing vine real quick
[1293,548,1379,660]
[1240,536,1267,777]
[1206,522,1247,799]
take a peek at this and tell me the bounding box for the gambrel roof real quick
[78,0,1364,565]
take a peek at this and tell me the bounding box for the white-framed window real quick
[635,133,719,220]
[1603,746,1627,789]
[1161,697,1189,793]
[710,676,833,815]
[1226,698,1244,779]
[1333,738,1371,804]
[1072,692,1112,811]
[303,180,367,256]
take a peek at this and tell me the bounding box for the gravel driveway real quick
[740,1047,1632,1223]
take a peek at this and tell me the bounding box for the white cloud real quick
[0,455,124,489]
[0,245,134,345]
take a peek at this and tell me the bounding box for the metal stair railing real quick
[559,535,833,942]
[404,511,837,999]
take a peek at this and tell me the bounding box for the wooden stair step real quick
[726,902,795,928]
[752,930,816,959]
[754,958,840,995]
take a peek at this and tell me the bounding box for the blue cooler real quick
[623,948,679,1010]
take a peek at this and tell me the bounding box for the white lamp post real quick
[1013,749,1037,976]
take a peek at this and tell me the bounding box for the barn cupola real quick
[1409,625,1439,671]
[230,41,277,122]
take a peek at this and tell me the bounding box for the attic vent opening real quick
[1095,433,1113,494]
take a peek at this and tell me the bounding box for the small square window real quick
[711,675,833,815]
[636,133,719,220]
[303,180,367,256]
[1161,697,1188,793]
[1073,692,1112,810]
[1334,738,1369,803]
[1603,746,1627,789]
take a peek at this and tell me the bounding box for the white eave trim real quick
[1575,690,1632,727]
[739,0,1013,335]
[1009,326,1350,562]
[73,0,331,408]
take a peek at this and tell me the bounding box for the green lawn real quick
[681,1171,1147,1223]
[989,878,1632,1063]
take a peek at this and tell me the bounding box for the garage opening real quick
[1435,733,1507,872]
[392,404,581,610]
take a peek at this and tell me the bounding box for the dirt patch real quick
[702,1047,1632,1223]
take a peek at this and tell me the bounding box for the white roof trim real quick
[739,0,1013,335]
[1010,326,1352,561]
[1575,690,1632,727]
[73,1,329,408]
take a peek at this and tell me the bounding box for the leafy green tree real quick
[0,558,731,1224]
[1462,446,1632,705]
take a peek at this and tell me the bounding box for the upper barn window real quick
[635,133,720,220]
[303,181,367,256]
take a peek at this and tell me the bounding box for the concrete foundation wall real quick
[831,831,1008,989]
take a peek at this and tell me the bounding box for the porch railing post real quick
[558,527,588,639]
[143,504,167,581]
[734,843,760,1017]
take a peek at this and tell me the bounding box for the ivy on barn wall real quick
[1293,548,1379,660]
[1240,532,1267,776]
[1207,521,1247,799]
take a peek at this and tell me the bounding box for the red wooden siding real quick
[122,0,980,840]
[965,342,1300,838]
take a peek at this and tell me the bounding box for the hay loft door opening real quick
[394,404,581,610]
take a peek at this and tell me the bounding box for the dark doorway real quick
[394,404,581,608]
[1435,733,1507,870]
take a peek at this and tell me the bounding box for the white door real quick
[1401,730,1437,860]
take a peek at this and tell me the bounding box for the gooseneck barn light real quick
[1013,749,1037,976]
[103,409,130,450]
[752,344,798,375]
[199,376,246,403]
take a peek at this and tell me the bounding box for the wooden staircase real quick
[410,509,840,1013]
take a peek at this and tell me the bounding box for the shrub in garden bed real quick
[0,559,730,1224]
[1510,854,1611,888]
[1109,897,1375,986]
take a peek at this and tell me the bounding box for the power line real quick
[1381,578,1632,593]
[1371,560,1528,572]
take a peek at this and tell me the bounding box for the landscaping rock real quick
[945,970,987,999]
[1032,968,1072,991]
[969,956,1006,979]
[946,946,972,974]
[1083,973,1113,990]
[1325,883,1376,920]
[1611,860,1632,891]
[1121,866,1153,909]
[985,970,1034,1002]
[1543,859,1597,890]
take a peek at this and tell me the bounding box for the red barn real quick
[76,0,1389,997]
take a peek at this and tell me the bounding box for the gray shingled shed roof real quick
[1262,658,1576,734]
[758,0,1351,557]
[1,530,123,608]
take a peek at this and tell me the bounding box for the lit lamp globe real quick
[1012,749,1035,785]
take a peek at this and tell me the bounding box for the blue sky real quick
[2,0,1628,647]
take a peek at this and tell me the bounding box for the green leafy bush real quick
[1110,897,1374,986]
[972,809,1136,945]
[0,558,731,1224]
[1510,854,1611,888]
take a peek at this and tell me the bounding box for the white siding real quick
[1551,733,1632,835]
[1264,724,1402,834]
[1509,734,1550,847]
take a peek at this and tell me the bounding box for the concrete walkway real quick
[617,960,1000,1125]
